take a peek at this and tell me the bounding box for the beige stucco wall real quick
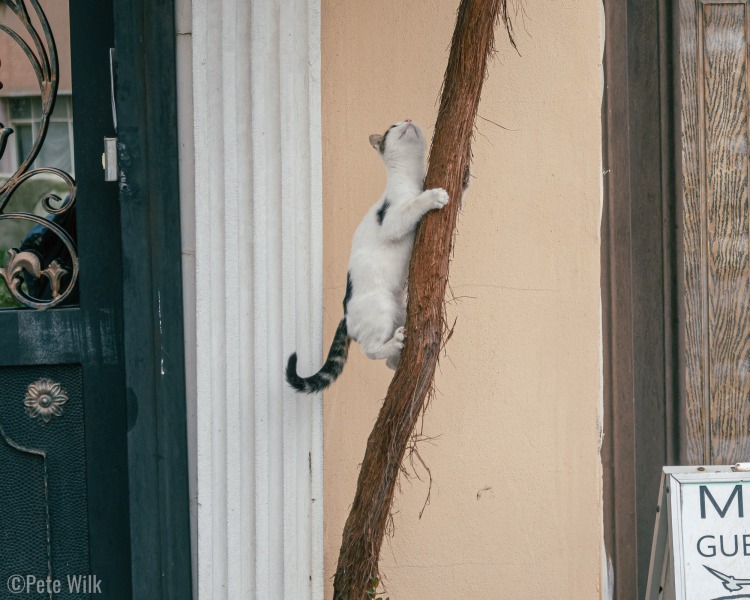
[321,1,605,598]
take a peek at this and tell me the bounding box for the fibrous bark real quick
[333,1,516,598]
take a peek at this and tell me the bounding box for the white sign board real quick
[647,466,750,600]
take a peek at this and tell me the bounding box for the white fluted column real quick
[178,0,323,598]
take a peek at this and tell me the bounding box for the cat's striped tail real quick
[285,318,350,394]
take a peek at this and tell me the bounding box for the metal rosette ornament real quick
[0,0,78,310]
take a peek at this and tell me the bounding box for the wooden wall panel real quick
[681,0,707,464]
[682,0,750,464]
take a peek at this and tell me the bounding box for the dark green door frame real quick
[113,0,192,597]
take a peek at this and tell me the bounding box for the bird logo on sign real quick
[705,565,750,597]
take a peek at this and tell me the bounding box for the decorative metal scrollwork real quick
[24,377,67,423]
[0,0,78,309]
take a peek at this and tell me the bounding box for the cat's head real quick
[368,120,426,166]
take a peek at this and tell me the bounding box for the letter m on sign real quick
[700,485,744,519]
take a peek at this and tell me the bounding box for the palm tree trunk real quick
[332,1,517,598]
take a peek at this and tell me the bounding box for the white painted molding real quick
[178,0,323,598]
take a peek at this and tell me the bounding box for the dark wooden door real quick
[680,0,750,465]
[0,1,131,597]
[602,0,750,594]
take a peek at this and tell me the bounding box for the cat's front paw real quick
[427,188,450,210]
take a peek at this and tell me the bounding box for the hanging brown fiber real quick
[332,1,517,598]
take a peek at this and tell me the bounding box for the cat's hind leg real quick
[361,326,404,360]
[346,293,403,361]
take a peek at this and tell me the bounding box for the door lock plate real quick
[103,137,118,182]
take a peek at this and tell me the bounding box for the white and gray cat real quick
[286,119,463,394]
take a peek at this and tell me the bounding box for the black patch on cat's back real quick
[376,199,390,226]
[343,271,353,314]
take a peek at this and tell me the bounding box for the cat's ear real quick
[369,134,383,151]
